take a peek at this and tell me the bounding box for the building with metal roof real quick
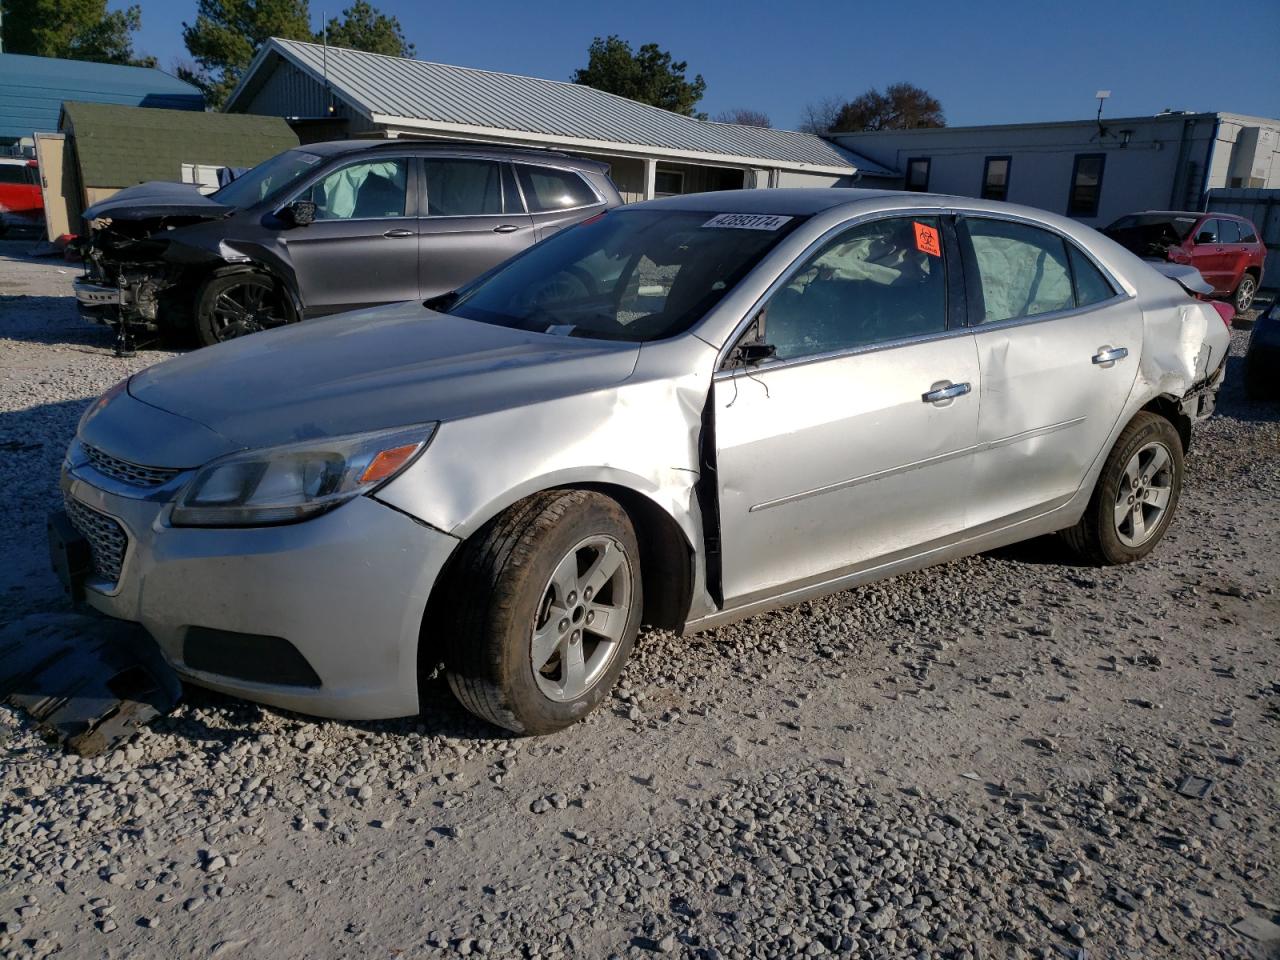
[226,38,896,200]
[0,52,203,151]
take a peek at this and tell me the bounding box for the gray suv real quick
[74,141,621,350]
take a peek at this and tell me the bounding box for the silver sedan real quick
[55,190,1230,733]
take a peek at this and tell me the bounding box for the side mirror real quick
[734,341,777,366]
[283,199,316,227]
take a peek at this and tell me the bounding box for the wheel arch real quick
[415,479,698,681]
[200,261,302,323]
[1139,394,1192,453]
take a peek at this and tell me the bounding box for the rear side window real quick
[516,165,598,212]
[760,216,948,360]
[423,158,505,216]
[1068,245,1116,307]
[1217,219,1241,244]
[1238,221,1258,243]
[964,219,1074,323]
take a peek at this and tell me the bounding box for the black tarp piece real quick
[0,614,181,756]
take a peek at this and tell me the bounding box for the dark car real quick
[1244,297,1279,402]
[73,141,622,350]
[1103,210,1265,314]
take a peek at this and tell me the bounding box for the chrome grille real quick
[64,496,128,584]
[83,443,180,488]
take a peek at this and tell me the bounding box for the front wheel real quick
[1062,412,1184,565]
[444,490,642,734]
[194,272,294,347]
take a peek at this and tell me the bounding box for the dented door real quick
[967,297,1141,528]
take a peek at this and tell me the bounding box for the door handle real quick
[383,228,414,238]
[493,224,520,234]
[1092,346,1128,366]
[921,381,971,404]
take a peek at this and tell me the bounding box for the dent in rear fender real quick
[375,336,718,620]
[1137,299,1223,399]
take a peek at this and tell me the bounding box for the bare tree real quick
[832,83,945,132]
[797,96,844,134]
[713,108,771,128]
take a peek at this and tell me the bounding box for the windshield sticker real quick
[702,213,793,231]
[298,153,322,165]
[913,221,942,257]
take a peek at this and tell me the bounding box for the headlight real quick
[171,423,436,527]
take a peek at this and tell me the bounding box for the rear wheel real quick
[1062,412,1183,565]
[1233,273,1257,314]
[194,273,293,347]
[443,490,642,735]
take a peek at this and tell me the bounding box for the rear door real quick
[714,214,980,605]
[417,158,535,299]
[958,215,1141,528]
[1215,219,1247,290]
[515,163,607,241]
[283,156,420,316]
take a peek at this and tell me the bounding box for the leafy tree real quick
[714,108,771,128]
[321,1,414,58]
[831,83,945,132]
[180,0,414,109]
[1,0,154,66]
[797,96,844,135]
[572,36,707,119]
[180,0,313,108]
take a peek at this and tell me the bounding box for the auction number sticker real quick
[913,221,942,257]
[702,213,793,231]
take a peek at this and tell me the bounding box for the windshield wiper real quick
[423,291,459,312]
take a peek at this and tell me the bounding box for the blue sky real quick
[127,0,1280,129]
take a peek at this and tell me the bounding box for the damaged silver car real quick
[72,141,620,354]
[53,190,1230,734]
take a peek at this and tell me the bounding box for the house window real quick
[1067,153,1105,218]
[653,169,685,197]
[905,157,930,192]
[981,156,1010,201]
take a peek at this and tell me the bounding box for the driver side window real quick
[753,216,948,361]
[304,159,408,220]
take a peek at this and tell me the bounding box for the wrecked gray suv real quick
[73,141,621,352]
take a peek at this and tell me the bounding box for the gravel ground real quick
[1,242,1278,960]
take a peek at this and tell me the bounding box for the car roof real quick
[293,138,610,173]
[1123,209,1251,222]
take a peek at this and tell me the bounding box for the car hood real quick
[82,181,234,222]
[125,301,641,462]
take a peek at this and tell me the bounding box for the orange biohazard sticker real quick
[913,221,942,257]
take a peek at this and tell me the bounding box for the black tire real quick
[194,272,292,347]
[1062,412,1184,565]
[1233,273,1257,315]
[444,490,643,735]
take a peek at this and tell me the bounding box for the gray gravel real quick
[1,245,1278,959]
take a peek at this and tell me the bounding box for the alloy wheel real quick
[530,535,632,701]
[210,279,286,341]
[1114,441,1174,547]
[1235,276,1256,313]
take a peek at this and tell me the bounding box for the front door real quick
[714,215,980,605]
[283,156,420,316]
[1189,218,1232,292]
[418,158,535,299]
[957,216,1142,528]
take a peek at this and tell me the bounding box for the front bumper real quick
[73,279,125,326]
[60,465,460,720]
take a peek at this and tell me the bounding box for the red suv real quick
[1104,211,1265,313]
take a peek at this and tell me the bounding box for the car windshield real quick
[211,150,324,209]
[1105,214,1199,241]
[444,209,804,342]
